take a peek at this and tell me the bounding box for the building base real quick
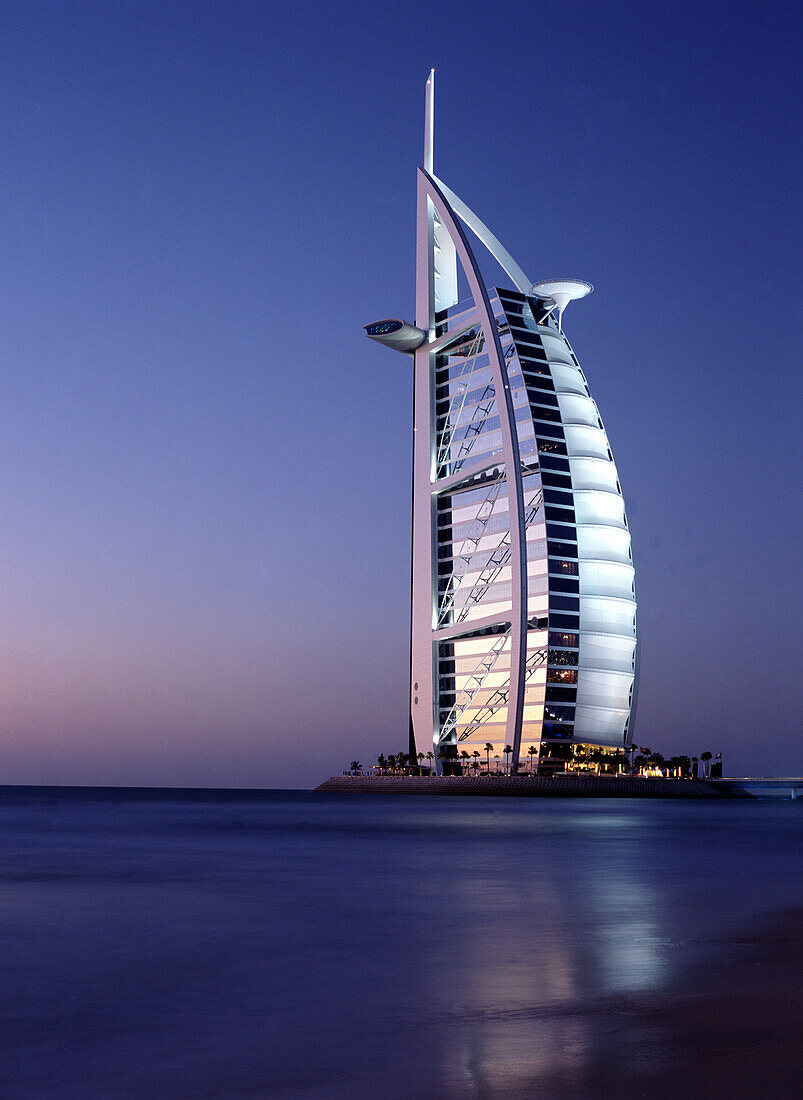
[314,775,744,798]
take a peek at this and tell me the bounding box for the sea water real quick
[0,788,800,1098]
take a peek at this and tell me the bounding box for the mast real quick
[424,69,434,174]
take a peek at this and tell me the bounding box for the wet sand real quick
[515,908,803,1099]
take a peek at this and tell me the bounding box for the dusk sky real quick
[0,1,799,787]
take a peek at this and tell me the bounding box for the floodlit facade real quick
[365,73,638,772]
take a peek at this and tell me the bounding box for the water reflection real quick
[0,790,799,1097]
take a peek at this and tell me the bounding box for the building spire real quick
[424,69,434,173]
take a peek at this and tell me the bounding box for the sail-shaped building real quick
[365,73,638,773]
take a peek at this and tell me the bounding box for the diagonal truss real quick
[437,476,504,628]
[457,644,548,743]
[435,333,495,479]
[448,486,543,628]
[437,632,509,744]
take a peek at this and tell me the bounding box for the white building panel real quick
[573,704,629,743]
[557,392,599,427]
[579,632,636,673]
[573,490,627,528]
[579,560,635,600]
[569,456,619,493]
[579,595,636,636]
[576,524,632,565]
[540,333,574,364]
[576,668,634,711]
[550,362,587,395]
[563,423,609,460]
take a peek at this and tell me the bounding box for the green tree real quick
[349,760,362,774]
[377,754,388,771]
[503,744,513,774]
[484,742,493,773]
[527,745,538,773]
[426,750,434,772]
[460,749,470,773]
[417,752,424,774]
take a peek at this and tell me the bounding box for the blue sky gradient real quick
[0,1,799,785]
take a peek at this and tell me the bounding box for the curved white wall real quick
[542,326,638,747]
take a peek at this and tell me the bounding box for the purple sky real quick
[0,1,800,787]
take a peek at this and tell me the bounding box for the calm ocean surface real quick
[0,787,800,1098]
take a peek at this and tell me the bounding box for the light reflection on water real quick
[0,789,799,1098]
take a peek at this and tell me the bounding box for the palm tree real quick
[700,750,713,779]
[460,750,470,773]
[527,745,537,774]
[426,750,434,773]
[493,755,500,773]
[417,752,424,774]
[484,742,493,773]
[349,760,362,775]
[388,754,397,771]
[472,750,481,774]
[377,754,388,772]
[503,745,513,775]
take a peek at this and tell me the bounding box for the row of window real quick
[545,505,576,524]
[534,420,565,440]
[544,704,575,722]
[549,540,579,559]
[548,648,578,666]
[538,438,568,456]
[551,594,579,612]
[546,522,577,544]
[541,470,572,491]
[540,453,570,474]
[551,612,580,630]
[547,668,577,684]
[544,487,573,507]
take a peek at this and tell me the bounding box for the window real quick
[525,376,555,393]
[543,488,574,506]
[550,576,579,594]
[542,722,573,738]
[545,506,576,524]
[543,704,575,722]
[527,389,558,407]
[546,527,577,547]
[549,632,579,649]
[531,405,561,423]
[511,330,543,347]
[538,439,568,455]
[549,560,578,575]
[539,454,570,473]
[545,686,577,703]
[550,612,579,629]
[548,648,578,666]
[541,471,572,490]
[534,423,565,440]
[547,668,577,683]
[548,540,577,558]
[551,593,579,609]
